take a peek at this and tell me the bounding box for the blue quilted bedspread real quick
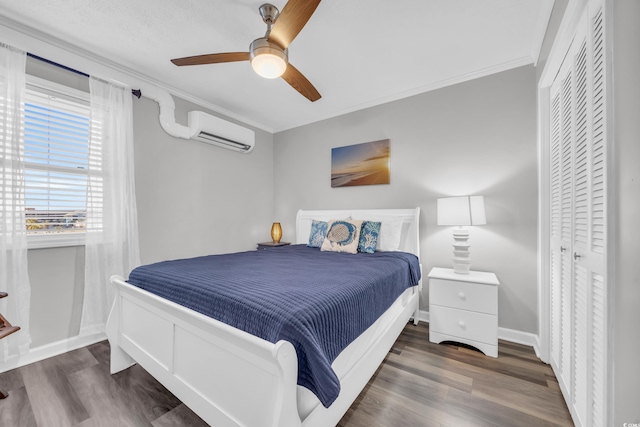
[126,244,420,407]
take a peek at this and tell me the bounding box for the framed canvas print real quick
[331,139,390,188]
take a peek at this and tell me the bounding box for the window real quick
[24,77,91,248]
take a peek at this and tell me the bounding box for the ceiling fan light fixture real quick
[171,0,321,101]
[250,38,288,79]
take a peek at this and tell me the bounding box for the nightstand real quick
[428,267,499,357]
[257,242,291,250]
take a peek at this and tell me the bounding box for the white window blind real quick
[23,79,91,245]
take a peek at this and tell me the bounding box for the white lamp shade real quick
[469,195,486,225]
[437,196,486,226]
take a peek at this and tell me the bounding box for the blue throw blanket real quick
[127,244,420,407]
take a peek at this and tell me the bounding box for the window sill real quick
[27,233,86,250]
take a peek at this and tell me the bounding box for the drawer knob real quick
[457,291,466,300]
[458,320,466,329]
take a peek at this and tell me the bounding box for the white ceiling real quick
[0,0,553,132]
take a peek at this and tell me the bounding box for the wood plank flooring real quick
[0,322,573,426]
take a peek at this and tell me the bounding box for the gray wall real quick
[612,0,640,423]
[24,59,274,347]
[273,66,539,334]
[133,96,274,265]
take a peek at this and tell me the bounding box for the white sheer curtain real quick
[80,77,140,336]
[0,43,31,361]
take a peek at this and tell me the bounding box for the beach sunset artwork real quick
[331,139,390,188]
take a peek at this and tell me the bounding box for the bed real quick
[106,208,422,427]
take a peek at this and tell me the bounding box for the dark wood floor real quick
[0,322,573,426]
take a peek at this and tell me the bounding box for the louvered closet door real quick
[547,1,607,426]
[549,74,563,373]
[572,28,589,426]
[549,53,574,392]
[588,9,607,425]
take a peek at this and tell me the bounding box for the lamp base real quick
[452,260,472,274]
[451,227,471,274]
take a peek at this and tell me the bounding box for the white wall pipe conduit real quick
[139,85,192,140]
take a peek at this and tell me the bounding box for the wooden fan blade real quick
[268,0,321,49]
[171,52,250,66]
[281,63,321,102]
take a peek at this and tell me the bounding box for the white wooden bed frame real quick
[106,208,421,427]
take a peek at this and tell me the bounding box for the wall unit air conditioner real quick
[188,111,255,153]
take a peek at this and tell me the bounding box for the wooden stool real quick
[0,292,21,399]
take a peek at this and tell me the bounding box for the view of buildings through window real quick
[24,86,90,235]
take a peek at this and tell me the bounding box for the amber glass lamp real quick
[270,222,282,243]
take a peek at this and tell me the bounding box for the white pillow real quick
[354,215,403,251]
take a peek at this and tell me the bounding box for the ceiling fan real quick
[171,0,322,102]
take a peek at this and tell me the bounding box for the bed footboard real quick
[106,275,302,427]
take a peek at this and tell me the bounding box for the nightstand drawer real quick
[430,305,497,344]
[430,278,497,314]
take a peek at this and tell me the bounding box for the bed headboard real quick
[295,208,421,259]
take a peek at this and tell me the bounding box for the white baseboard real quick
[498,327,541,358]
[417,309,430,323]
[417,309,541,357]
[0,332,106,373]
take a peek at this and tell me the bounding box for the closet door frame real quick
[537,0,614,425]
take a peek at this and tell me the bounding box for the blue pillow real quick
[358,221,381,253]
[308,220,328,248]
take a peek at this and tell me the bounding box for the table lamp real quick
[270,222,282,243]
[437,196,486,274]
